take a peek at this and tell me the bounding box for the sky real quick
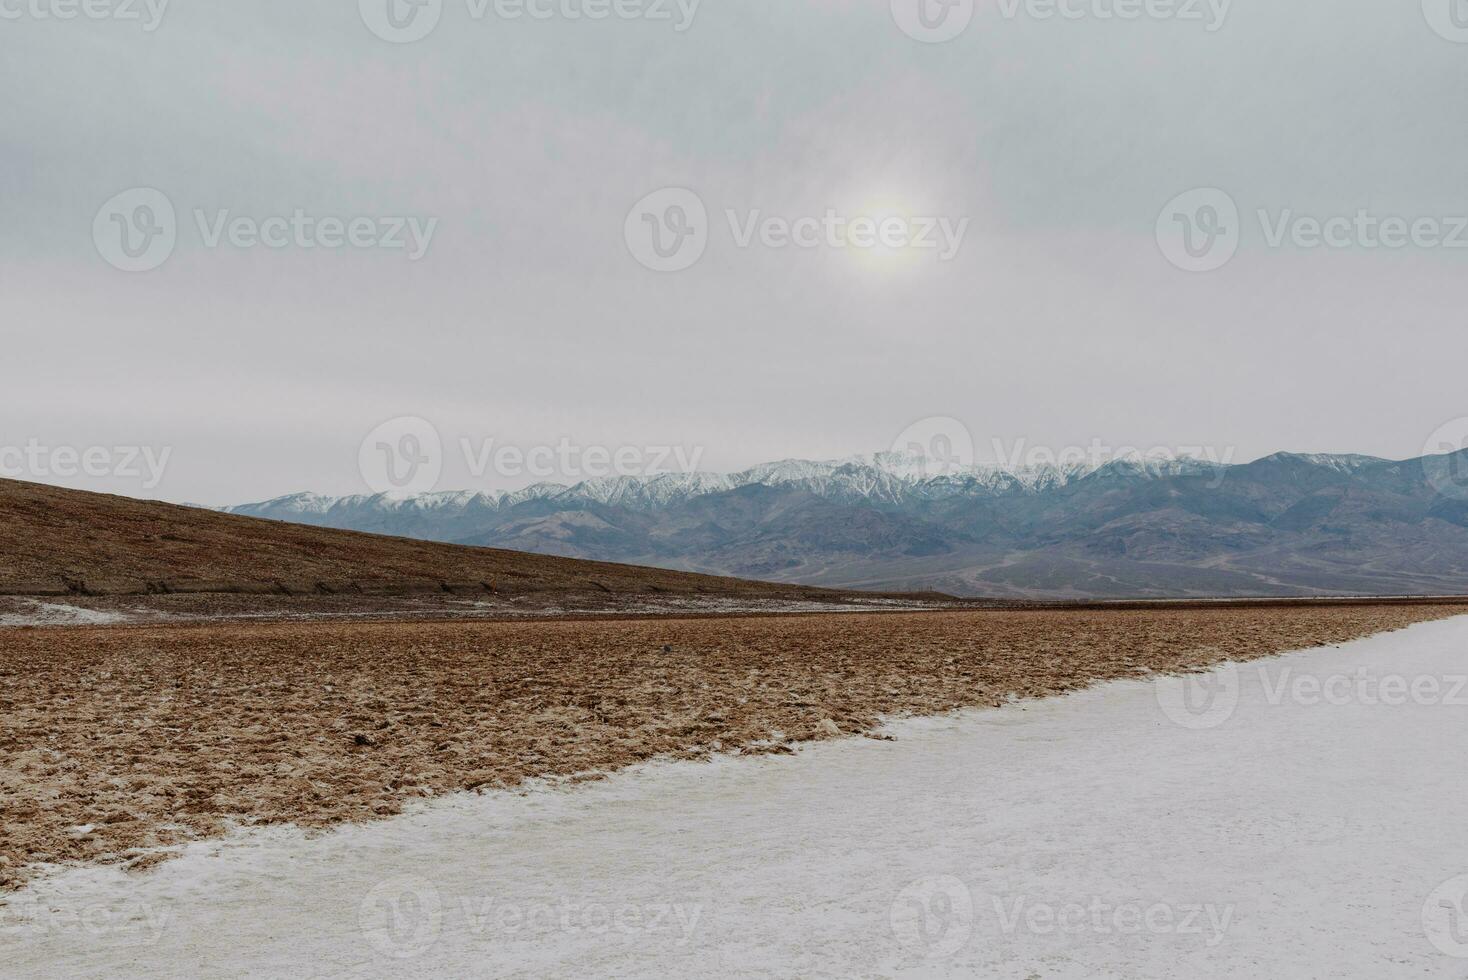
[3,0,1467,504]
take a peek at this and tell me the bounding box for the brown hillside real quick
[0,479,844,600]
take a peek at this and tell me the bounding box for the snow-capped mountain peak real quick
[225,449,1241,520]
[223,447,1412,527]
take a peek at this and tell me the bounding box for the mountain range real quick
[224,449,1468,599]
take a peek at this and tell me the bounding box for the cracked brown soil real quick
[2,604,1462,892]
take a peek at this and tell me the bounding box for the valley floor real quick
[2,604,1460,893]
[5,615,1468,977]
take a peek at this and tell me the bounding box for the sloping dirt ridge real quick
[0,478,888,602]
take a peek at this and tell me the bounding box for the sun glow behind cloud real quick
[825,189,971,279]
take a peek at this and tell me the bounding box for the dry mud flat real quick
[1,604,1462,890]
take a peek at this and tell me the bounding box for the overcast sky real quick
[3,0,1466,504]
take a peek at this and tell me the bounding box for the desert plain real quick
[4,601,1462,893]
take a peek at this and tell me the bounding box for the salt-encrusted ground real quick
[6,616,1468,978]
[6,606,1452,889]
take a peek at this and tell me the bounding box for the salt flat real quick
[7,616,1468,979]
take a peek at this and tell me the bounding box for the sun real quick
[840,193,928,273]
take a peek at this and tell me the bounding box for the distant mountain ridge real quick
[236,451,1207,514]
[225,449,1468,599]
